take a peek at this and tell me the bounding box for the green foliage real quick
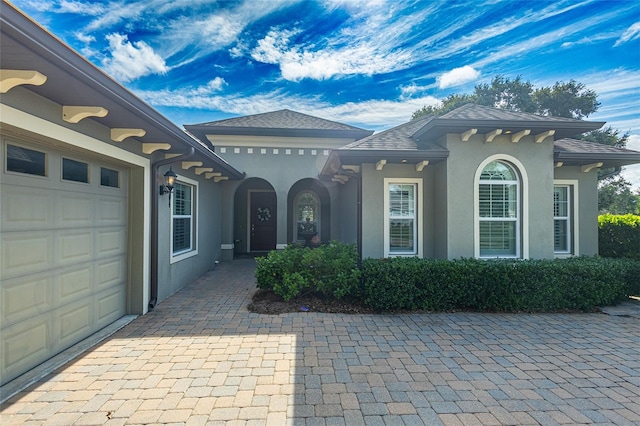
[412,74,600,120]
[598,214,640,260]
[361,257,637,312]
[598,178,639,214]
[255,242,361,301]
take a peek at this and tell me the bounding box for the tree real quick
[475,75,536,113]
[412,74,600,120]
[533,80,600,119]
[598,177,639,214]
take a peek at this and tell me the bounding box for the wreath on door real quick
[257,207,271,222]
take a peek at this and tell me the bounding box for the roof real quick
[554,138,640,168]
[1,1,243,180]
[185,109,374,142]
[414,103,606,140]
[342,115,434,150]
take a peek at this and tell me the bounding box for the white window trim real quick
[554,179,579,257]
[474,155,529,259]
[170,175,198,263]
[383,178,423,258]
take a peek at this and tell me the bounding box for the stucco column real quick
[276,188,289,249]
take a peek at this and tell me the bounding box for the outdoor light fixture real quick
[159,167,177,206]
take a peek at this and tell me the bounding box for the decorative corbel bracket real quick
[376,160,387,171]
[535,130,555,144]
[461,128,477,142]
[62,106,108,123]
[111,128,146,142]
[511,129,531,143]
[0,70,47,93]
[181,161,202,170]
[581,162,603,173]
[142,143,172,154]
[485,129,502,143]
[415,160,429,172]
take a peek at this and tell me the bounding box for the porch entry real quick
[249,191,276,251]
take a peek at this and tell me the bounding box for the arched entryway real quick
[234,178,276,254]
[288,179,331,244]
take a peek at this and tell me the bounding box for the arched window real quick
[478,160,520,257]
[294,191,320,242]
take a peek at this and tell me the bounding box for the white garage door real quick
[1,139,128,385]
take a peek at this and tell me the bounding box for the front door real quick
[250,191,276,251]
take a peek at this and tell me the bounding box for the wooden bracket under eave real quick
[485,129,502,143]
[554,162,563,168]
[214,176,229,183]
[581,162,603,173]
[205,172,222,179]
[376,160,387,171]
[195,167,213,175]
[415,160,429,172]
[511,129,531,143]
[0,70,47,93]
[332,175,349,184]
[62,106,108,123]
[181,161,202,170]
[342,165,360,173]
[461,128,477,142]
[535,130,555,144]
[164,153,182,159]
[111,128,146,142]
[142,143,172,154]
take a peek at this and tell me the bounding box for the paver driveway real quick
[1,259,639,425]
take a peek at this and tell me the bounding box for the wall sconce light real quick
[159,167,177,206]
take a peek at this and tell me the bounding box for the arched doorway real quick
[234,178,276,254]
[288,179,331,244]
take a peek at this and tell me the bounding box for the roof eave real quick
[320,149,449,177]
[184,124,374,141]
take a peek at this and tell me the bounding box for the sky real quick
[10,0,640,188]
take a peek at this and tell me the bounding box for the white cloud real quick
[102,33,169,82]
[614,21,640,47]
[437,66,480,89]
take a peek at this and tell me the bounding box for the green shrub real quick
[255,241,361,301]
[361,256,636,312]
[598,214,640,259]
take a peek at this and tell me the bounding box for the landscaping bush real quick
[255,241,361,301]
[598,214,640,260]
[361,256,636,312]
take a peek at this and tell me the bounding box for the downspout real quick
[149,147,195,310]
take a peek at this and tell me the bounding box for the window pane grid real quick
[479,161,519,257]
[553,185,571,253]
[386,182,418,255]
[172,182,193,255]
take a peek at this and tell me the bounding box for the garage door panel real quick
[1,273,52,326]
[56,301,91,350]
[1,318,49,382]
[98,197,127,225]
[96,228,126,258]
[98,258,125,289]
[1,186,53,231]
[1,231,52,279]
[57,229,93,265]
[58,265,93,304]
[57,193,94,228]
[96,287,126,328]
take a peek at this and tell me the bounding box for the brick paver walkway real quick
[1,259,639,425]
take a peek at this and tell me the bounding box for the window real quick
[62,158,89,183]
[553,181,578,256]
[295,191,319,241]
[478,161,519,257]
[101,167,119,188]
[171,180,197,260]
[6,144,46,176]
[384,178,422,257]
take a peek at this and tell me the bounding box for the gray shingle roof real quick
[441,103,587,123]
[341,116,434,150]
[190,109,368,132]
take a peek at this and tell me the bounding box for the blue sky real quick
[10,0,640,187]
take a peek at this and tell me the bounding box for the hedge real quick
[361,256,639,312]
[255,241,361,301]
[598,214,640,260]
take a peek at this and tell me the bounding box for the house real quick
[2,0,640,389]
[0,3,243,386]
[187,105,640,260]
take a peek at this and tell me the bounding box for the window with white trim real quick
[553,181,578,256]
[171,180,198,260]
[295,190,320,242]
[384,178,422,257]
[478,161,520,257]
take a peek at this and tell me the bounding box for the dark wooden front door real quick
[250,191,276,251]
